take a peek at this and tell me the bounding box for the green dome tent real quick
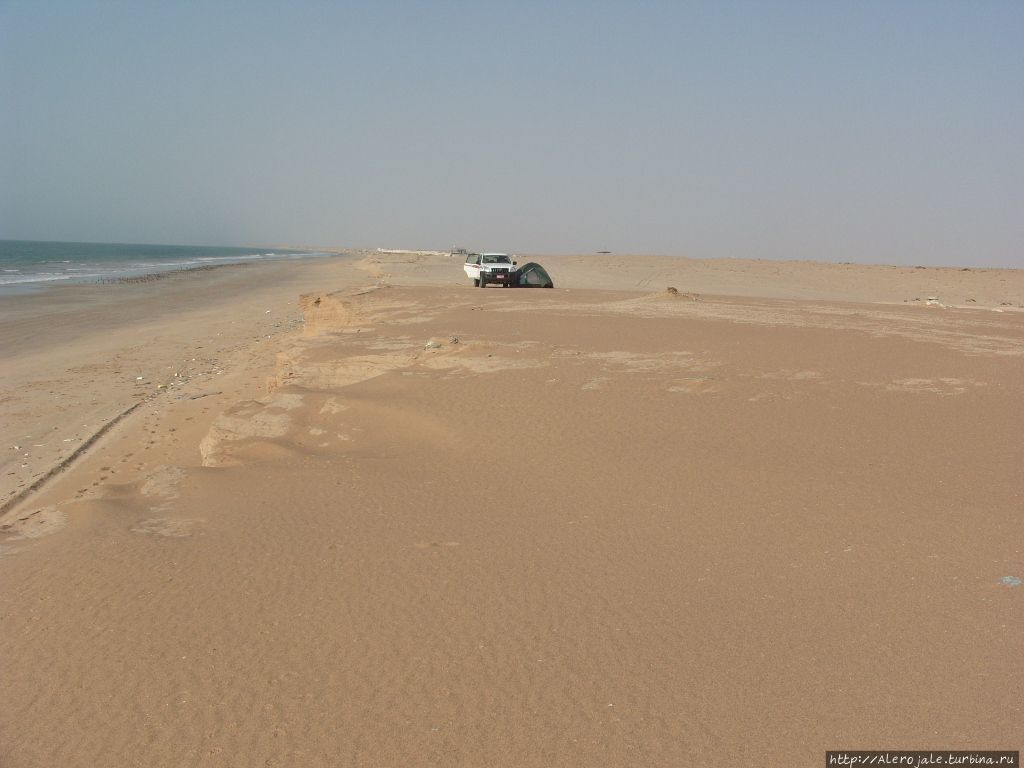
[515,262,554,288]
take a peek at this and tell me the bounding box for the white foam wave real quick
[0,273,80,286]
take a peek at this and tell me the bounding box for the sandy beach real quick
[2,252,1022,766]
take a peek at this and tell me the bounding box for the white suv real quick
[463,252,517,288]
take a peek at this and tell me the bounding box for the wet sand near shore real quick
[1,254,1022,766]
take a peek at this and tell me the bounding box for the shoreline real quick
[0,246,346,297]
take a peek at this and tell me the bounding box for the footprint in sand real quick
[131,517,201,538]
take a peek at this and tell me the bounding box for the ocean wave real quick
[0,246,337,289]
[0,273,82,285]
[194,254,263,263]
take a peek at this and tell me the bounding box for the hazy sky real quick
[2,1,1022,266]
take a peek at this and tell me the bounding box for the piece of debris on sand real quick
[664,287,701,301]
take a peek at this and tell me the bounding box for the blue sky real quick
[1,1,1021,266]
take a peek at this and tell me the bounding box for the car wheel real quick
[472,278,479,287]
[478,275,486,288]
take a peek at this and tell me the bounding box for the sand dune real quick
[1,255,1022,766]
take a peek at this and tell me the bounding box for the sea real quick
[0,240,332,293]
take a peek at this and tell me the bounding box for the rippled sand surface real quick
[2,254,1022,766]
